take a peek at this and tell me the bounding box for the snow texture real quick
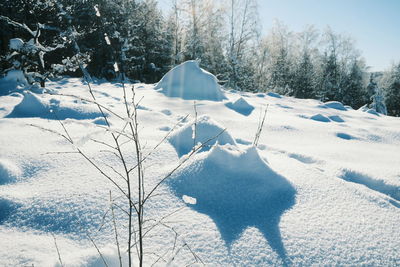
[0,159,22,184]
[155,60,225,101]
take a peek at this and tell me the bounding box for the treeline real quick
[0,0,399,116]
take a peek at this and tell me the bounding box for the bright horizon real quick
[158,0,400,72]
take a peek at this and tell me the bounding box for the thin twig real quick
[110,191,123,267]
[52,234,64,267]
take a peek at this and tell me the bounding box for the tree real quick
[290,26,318,98]
[381,63,400,116]
[341,59,366,109]
[0,0,70,87]
[226,0,259,90]
[265,21,293,95]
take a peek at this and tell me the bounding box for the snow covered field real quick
[0,61,399,266]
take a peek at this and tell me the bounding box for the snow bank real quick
[6,91,103,120]
[0,159,22,184]
[168,144,296,261]
[225,97,254,116]
[168,115,236,157]
[155,61,225,101]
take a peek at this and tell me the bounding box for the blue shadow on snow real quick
[168,146,296,264]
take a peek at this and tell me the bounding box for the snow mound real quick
[319,101,347,111]
[0,70,28,96]
[168,115,236,157]
[336,132,357,140]
[6,91,103,120]
[267,92,282,98]
[0,159,22,184]
[329,115,345,123]
[155,60,225,101]
[357,105,380,116]
[168,144,296,261]
[310,114,331,122]
[225,97,254,116]
[9,38,24,51]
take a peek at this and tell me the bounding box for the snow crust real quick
[155,60,225,101]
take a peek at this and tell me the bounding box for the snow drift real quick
[155,60,225,101]
[168,144,296,262]
[6,91,103,120]
[168,115,236,157]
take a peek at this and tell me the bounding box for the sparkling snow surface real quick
[0,73,399,266]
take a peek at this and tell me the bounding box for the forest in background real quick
[0,0,399,116]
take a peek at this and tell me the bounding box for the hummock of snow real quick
[319,101,347,111]
[168,144,296,263]
[168,115,236,157]
[0,159,22,184]
[6,91,103,120]
[9,38,24,51]
[310,113,331,122]
[225,97,254,116]
[155,60,225,101]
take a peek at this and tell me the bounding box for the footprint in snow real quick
[339,169,400,208]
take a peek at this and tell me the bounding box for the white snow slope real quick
[0,66,399,266]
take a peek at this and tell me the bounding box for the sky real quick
[258,0,400,72]
[158,0,399,72]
